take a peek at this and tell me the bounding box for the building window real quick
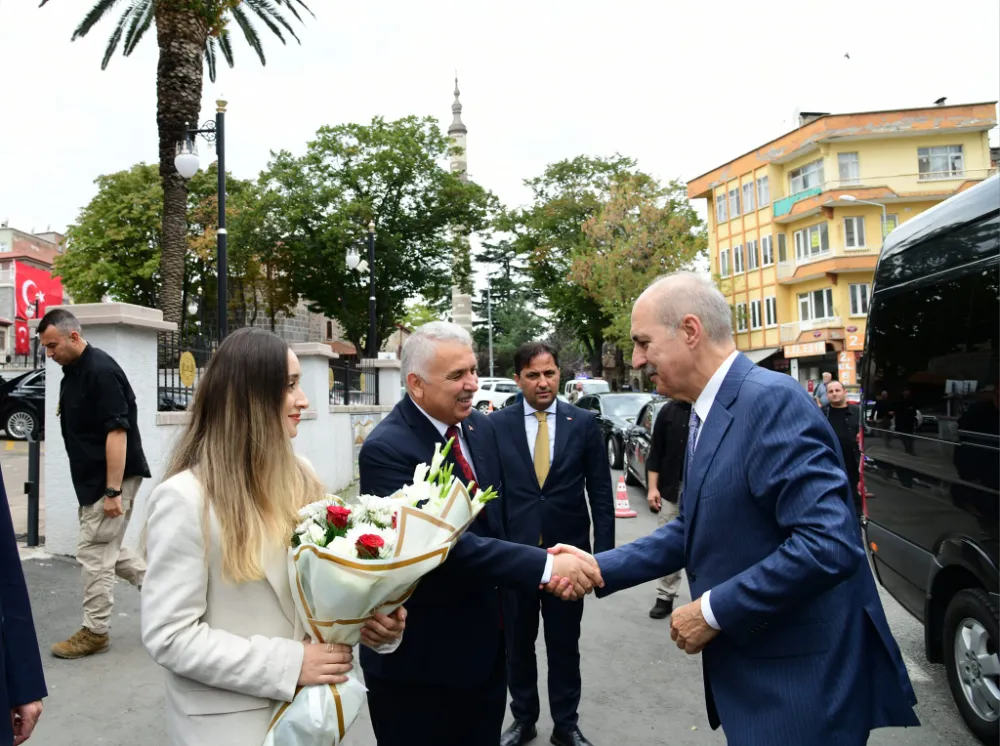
[735,302,748,332]
[764,296,778,327]
[729,188,741,218]
[761,235,774,266]
[838,152,860,185]
[777,233,787,262]
[789,159,824,195]
[742,182,756,213]
[794,223,830,260]
[757,175,770,207]
[747,239,759,270]
[326,320,333,339]
[716,193,728,223]
[750,299,762,330]
[733,244,745,274]
[918,145,964,180]
[844,216,866,248]
[882,213,899,236]
[849,283,870,316]
[0,242,10,253]
[798,287,835,321]
[719,249,731,278]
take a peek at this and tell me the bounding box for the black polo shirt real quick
[59,345,150,506]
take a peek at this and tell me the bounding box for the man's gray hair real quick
[644,271,733,343]
[401,321,474,380]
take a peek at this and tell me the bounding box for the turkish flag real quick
[14,262,63,355]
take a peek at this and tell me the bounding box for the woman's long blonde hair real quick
[165,327,324,583]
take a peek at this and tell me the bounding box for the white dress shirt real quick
[523,398,558,463]
[691,349,740,631]
[413,403,554,582]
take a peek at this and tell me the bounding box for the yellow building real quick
[687,101,997,392]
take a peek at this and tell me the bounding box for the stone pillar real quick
[361,358,403,407]
[31,304,175,557]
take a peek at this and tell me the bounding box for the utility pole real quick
[487,282,494,377]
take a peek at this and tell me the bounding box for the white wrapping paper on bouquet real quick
[262,478,483,746]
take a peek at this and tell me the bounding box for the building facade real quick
[687,102,997,392]
[0,225,66,366]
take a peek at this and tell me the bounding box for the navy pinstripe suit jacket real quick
[595,353,919,745]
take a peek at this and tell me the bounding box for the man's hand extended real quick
[670,598,719,654]
[647,486,662,512]
[103,496,124,519]
[541,544,604,601]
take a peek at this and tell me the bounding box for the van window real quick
[863,261,999,445]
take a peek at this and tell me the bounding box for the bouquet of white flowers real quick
[262,439,497,746]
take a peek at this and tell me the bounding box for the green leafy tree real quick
[56,163,164,307]
[401,301,441,329]
[262,115,494,355]
[573,176,707,350]
[42,0,314,325]
[472,238,543,376]
[503,155,650,376]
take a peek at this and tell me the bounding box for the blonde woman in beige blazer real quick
[141,329,405,745]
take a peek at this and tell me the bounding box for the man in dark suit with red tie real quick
[358,323,604,746]
[492,343,615,746]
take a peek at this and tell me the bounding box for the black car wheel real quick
[606,436,622,469]
[943,588,1000,744]
[5,407,39,441]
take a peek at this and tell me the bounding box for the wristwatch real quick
[104,487,123,498]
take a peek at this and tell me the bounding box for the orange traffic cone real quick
[614,475,637,518]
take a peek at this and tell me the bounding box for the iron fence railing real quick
[330,359,379,406]
[156,331,218,412]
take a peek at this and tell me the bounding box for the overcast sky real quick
[2,0,998,239]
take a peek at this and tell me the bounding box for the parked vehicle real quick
[623,398,670,487]
[0,369,45,441]
[859,175,998,744]
[574,392,655,468]
[563,378,611,399]
[472,378,519,412]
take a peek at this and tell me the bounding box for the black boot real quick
[501,721,538,746]
[649,598,673,619]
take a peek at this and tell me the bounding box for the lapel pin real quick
[467,424,475,431]
[566,417,573,421]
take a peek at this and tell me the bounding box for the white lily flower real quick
[307,523,328,546]
[413,463,429,485]
[429,442,445,478]
[294,519,312,535]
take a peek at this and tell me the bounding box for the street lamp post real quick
[346,222,377,357]
[486,283,494,377]
[840,194,888,240]
[175,98,228,339]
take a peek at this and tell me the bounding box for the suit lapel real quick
[263,544,301,636]
[546,402,573,488]
[503,405,536,479]
[683,354,753,549]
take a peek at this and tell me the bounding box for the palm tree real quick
[40,0,312,326]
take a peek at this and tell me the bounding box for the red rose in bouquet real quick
[327,505,351,530]
[355,534,385,560]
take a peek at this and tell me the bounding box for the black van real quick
[859,174,999,744]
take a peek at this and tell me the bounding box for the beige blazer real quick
[140,469,305,746]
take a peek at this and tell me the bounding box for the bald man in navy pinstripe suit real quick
[548,272,918,746]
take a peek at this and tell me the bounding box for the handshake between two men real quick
[540,544,721,656]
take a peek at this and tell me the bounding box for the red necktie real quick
[445,426,476,485]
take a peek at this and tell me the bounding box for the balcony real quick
[772,187,822,218]
[779,317,842,344]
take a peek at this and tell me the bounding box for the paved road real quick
[2,438,45,540]
[18,468,979,745]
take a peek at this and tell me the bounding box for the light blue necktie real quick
[682,409,701,504]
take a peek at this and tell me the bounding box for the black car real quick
[623,398,670,488]
[859,175,998,744]
[0,369,45,441]
[575,392,655,469]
